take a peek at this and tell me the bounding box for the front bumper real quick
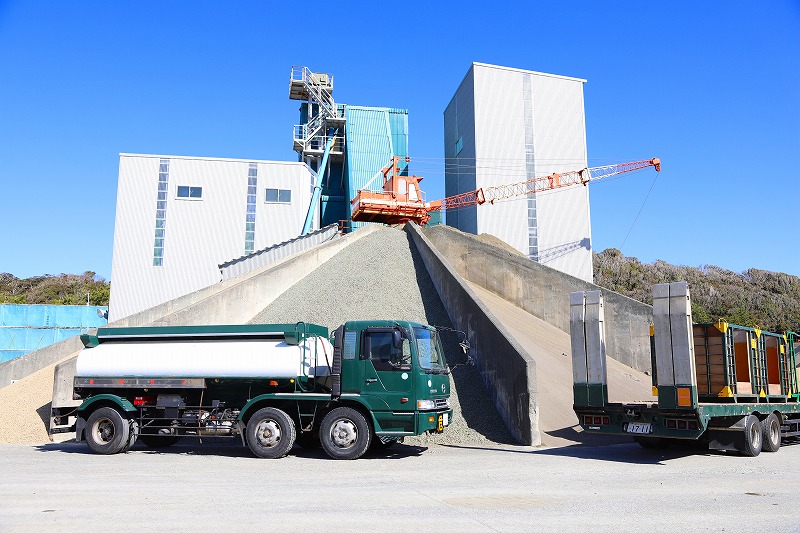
[418,409,454,434]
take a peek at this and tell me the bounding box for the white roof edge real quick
[472,62,587,83]
[119,153,311,166]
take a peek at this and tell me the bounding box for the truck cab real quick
[338,320,452,438]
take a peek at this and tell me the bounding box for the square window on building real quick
[177,185,203,199]
[266,188,291,203]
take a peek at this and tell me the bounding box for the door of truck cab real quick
[361,328,414,415]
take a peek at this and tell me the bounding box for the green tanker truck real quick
[50,320,455,460]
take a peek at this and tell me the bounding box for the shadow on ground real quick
[35,439,428,460]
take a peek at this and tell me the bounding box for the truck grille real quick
[433,398,449,409]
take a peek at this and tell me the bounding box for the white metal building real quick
[444,62,593,282]
[108,154,317,320]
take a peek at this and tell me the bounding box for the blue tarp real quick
[0,304,108,362]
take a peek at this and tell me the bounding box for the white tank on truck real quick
[76,336,333,379]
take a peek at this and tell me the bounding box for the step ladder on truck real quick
[570,282,800,456]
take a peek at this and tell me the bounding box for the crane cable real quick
[590,168,661,277]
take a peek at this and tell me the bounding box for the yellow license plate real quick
[437,414,443,432]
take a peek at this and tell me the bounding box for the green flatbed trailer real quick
[571,283,800,456]
[51,320,455,460]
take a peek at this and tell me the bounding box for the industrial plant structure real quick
[108,67,411,320]
[109,63,594,320]
[444,63,593,282]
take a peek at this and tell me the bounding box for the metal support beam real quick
[302,128,337,235]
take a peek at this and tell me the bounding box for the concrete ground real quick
[1,440,799,533]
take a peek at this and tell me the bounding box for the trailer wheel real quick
[761,414,781,453]
[246,407,296,459]
[85,407,130,455]
[320,407,372,460]
[741,415,763,457]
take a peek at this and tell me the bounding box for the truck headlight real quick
[417,399,435,410]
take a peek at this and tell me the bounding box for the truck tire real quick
[246,407,296,459]
[741,415,763,457]
[121,420,139,452]
[85,407,130,455]
[761,413,781,453]
[320,407,371,460]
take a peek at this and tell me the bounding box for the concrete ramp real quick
[469,283,652,446]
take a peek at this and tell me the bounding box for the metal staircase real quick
[289,66,345,160]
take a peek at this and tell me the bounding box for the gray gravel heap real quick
[250,226,513,445]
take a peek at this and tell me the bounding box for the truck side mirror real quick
[392,330,403,349]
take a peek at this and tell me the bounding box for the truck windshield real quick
[413,327,446,371]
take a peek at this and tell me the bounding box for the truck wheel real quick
[85,407,130,455]
[741,415,763,457]
[121,420,139,452]
[320,407,371,460]
[761,414,781,453]
[246,407,296,458]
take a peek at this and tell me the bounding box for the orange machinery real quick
[350,157,661,226]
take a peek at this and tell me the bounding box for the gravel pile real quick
[250,226,514,446]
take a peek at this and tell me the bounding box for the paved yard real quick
[2,440,799,532]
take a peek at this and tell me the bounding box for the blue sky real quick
[0,1,798,280]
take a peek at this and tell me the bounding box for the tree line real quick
[0,272,110,306]
[593,249,800,334]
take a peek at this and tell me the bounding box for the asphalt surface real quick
[2,439,800,532]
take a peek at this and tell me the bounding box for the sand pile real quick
[0,354,77,444]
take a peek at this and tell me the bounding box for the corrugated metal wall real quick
[109,155,315,320]
[444,63,592,282]
[0,304,108,362]
[344,106,409,229]
[444,68,478,234]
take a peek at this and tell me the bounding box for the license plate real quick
[626,422,651,434]
[437,415,444,432]
[443,413,449,426]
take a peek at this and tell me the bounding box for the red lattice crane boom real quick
[427,158,661,213]
[350,157,661,226]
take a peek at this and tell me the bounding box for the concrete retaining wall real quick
[406,224,539,446]
[424,225,652,372]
